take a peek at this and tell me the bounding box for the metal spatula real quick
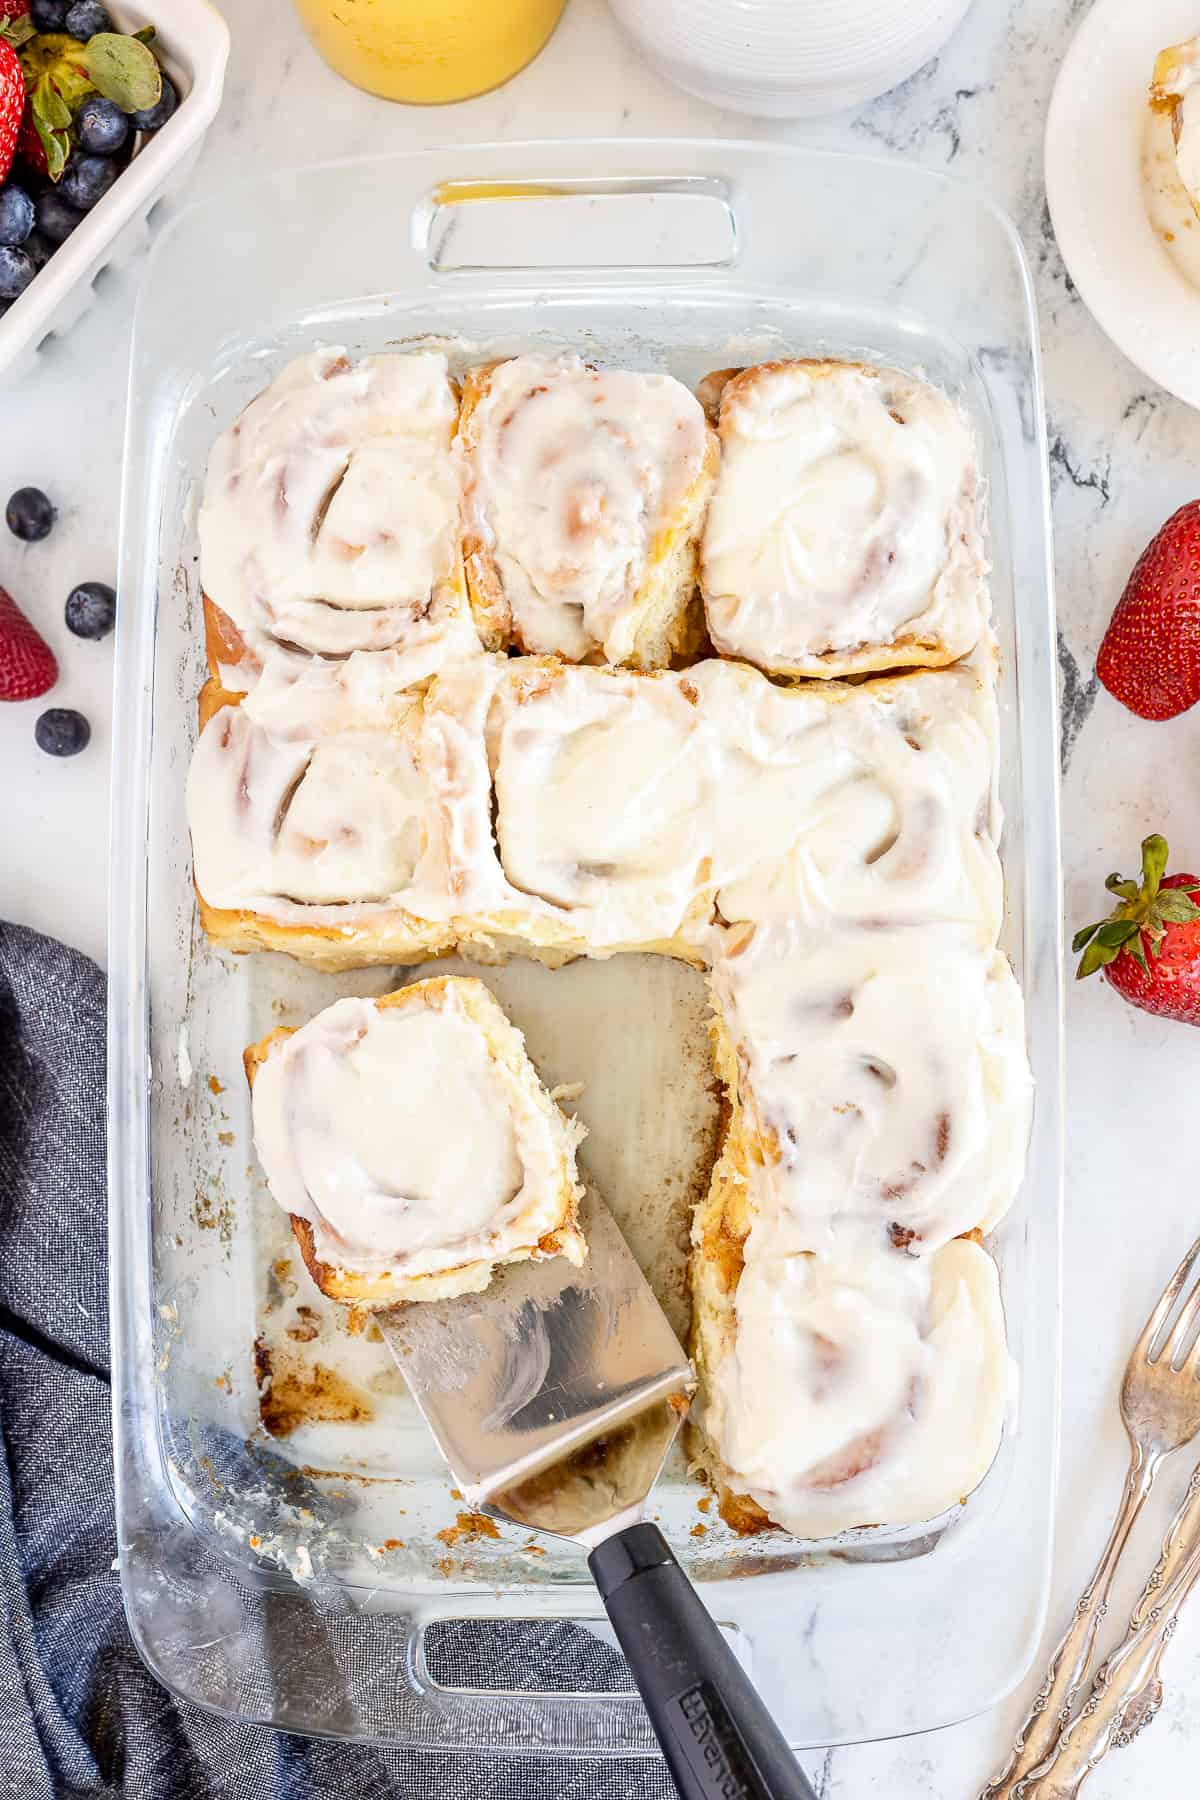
[376,1186,816,1800]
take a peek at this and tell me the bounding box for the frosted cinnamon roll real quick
[245,978,586,1305]
[692,657,1002,939]
[1151,38,1200,219]
[186,688,457,970]
[691,1223,1009,1539]
[198,348,480,724]
[708,919,1032,1256]
[700,360,987,679]
[459,353,718,667]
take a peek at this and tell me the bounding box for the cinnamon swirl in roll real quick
[708,919,1032,1257]
[198,348,480,726]
[691,1220,1010,1540]
[245,977,586,1306]
[459,353,718,667]
[700,359,988,679]
[187,687,459,970]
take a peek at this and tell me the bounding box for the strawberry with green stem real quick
[1075,834,1200,1025]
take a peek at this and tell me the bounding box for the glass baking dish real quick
[108,139,1062,1753]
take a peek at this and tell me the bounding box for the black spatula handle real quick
[589,1522,818,1800]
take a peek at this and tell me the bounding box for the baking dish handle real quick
[590,1523,817,1800]
[414,175,737,271]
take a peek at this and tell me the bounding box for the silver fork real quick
[980,1233,1200,1800]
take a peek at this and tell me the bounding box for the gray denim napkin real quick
[0,921,678,1799]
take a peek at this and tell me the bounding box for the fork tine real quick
[1164,1277,1200,1367]
[1138,1235,1200,1363]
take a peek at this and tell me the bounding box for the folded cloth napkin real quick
[0,923,677,1800]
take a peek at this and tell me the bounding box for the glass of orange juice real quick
[292,0,569,104]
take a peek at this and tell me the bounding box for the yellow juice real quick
[293,0,568,103]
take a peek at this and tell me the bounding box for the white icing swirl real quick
[702,1234,1010,1538]
[701,362,987,673]
[250,986,578,1277]
[464,353,710,662]
[198,348,479,710]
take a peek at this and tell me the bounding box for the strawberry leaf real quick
[1072,922,1101,953]
[35,81,71,129]
[82,32,161,112]
[1078,937,1123,978]
[1095,919,1139,948]
[1141,834,1169,895]
[1104,874,1139,899]
[1129,936,1150,972]
[0,16,34,46]
[1154,890,1200,922]
[32,109,69,179]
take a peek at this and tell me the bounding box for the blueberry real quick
[0,247,34,300]
[63,0,112,34]
[65,580,116,640]
[35,190,83,244]
[75,96,128,157]
[35,708,90,757]
[6,487,56,542]
[0,186,34,248]
[23,230,53,272]
[59,153,118,212]
[130,74,177,134]
[29,0,68,26]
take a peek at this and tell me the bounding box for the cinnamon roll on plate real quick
[198,348,482,728]
[700,359,988,680]
[244,977,585,1305]
[459,352,718,668]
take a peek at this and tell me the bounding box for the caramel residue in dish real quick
[436,1510,501,1548]
[253,1337,374,1438]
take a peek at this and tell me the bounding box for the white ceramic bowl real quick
[0,0,229,384]
[1045,0,1200,409]
[607,0,975,118]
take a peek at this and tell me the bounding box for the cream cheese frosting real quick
[1152,39,1200,208]
[701,361,987,675]
[462,353,711,663]
[710,919,1032,1255]
[250,985,583,1279]
[198,348,480,710]
[699,1234,1009,1538]
[187,700,444,922]
[189,654,1004,949]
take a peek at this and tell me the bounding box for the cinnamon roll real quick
[700,359,987,679]
[187,689,458,970]
[459,353,718,667]
[198,348,481,726]
[708,919,1032,1257]
[1151,38,1200,221]
[690,1220,1010,1540]
[245,977,586,1305]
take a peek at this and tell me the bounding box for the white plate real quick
[1045,0,1200,407]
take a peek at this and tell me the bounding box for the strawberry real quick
[1097,501,1200,720]
[16,111,47,176]
[0,3,29,16]
[1074,834,1200,1025]
[0,586,57,702]
[0,40,23,183]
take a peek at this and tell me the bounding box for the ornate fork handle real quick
[1020,1515,1200,1799]
[979,1448,1161,1800]
[1113,1461,1200,1744]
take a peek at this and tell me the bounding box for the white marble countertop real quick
[6,0,1200,1791]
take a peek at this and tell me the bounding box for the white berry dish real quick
[109,141,1061,1754]
[0,0,228,385]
